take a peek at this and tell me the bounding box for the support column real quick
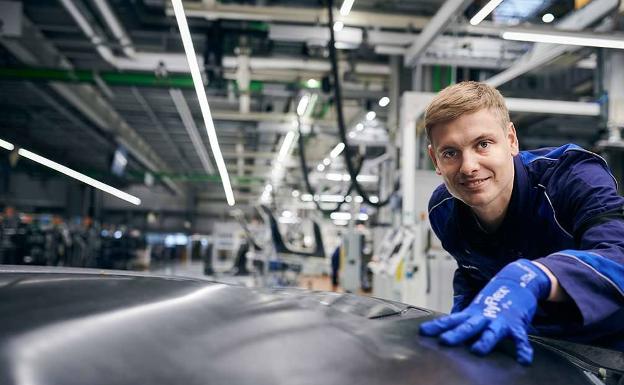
[236,141,244,179]
[600,50,624,193]
[236,41,251,114]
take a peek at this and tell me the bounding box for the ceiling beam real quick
[170,2,430,30]
[403,0,473,67]
[0,17,185,197]
[485,0,618,87]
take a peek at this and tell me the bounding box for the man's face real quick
[428,108,519,214]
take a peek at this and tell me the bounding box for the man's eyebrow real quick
[436,145,456,153]
[472,134,493,143]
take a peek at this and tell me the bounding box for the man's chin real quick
[454,192,491,208]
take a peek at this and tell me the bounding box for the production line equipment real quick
[254,206,328,287]
[368,168,456,313]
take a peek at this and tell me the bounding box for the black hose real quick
[296,116,361,214]
[326,0,397,208]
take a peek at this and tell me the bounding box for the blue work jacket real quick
[428,144,624,350]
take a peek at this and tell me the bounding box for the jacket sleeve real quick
[451,267,479,313]
[535,155,624,327]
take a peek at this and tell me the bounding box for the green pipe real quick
[432,65,441,92]
[0,67,194,88]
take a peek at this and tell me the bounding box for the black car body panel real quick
[0,266,621,385]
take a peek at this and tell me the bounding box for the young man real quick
[418,81,624,365]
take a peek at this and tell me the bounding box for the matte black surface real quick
[0,266,604,385]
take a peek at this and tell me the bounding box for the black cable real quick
[296,116,361,214]
[326,0,397,208]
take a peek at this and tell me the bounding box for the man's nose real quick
[459,152,480,175]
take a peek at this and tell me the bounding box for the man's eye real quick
[442,150,456,158]
[478,141,490,149]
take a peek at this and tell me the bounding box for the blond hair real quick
[424,81,510,142]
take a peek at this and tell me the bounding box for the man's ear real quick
[428,144,441,175]
[507,122,519,156]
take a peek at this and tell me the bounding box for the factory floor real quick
[150,259,339,292]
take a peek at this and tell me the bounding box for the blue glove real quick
[420,259,551,365]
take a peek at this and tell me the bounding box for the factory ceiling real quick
[0,0,620,216]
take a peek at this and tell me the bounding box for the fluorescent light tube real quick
[502,31,624,50]
[326,173,346,181]
[18,148,141,205]
[320,194,345,203]
[172,0,235,206]
[330,212,351,220]
[277,131,297,163]
[0,138,15,151]
[470,0,503,26]
[340,0,354,16]
[326,173,378,182]
[297,94,310,117]
[330,143,345,158]
[329,212,368,221]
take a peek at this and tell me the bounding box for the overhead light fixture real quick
[320,194,345,203]
[279,216,299,224]
[355,123,364,131]
[340,0,355,16]
[354,196,364,203]
[333,21,344,32]
[333,219,349,226]
[329,212,369,221]
[306,78,320,88]
[378,97,390,107]
[326,173,348,182]
[172,0,235,206]
[292,190,300,198]
[501,31,624,50]
[369,195,379,203]
[330,212,351,221]
[297,94,311,116]
[277,131,297,164]
[330,143,345,158]
[317,164,326,172]
[326,173,378,182]
[17,148,141,206]
[170,89,215,174]
[470,0,504,26]
[323,158,331,166]
[0,138,15,151]
[542,13,555,23]
[301,193,314,201]
[366,111,376,121]
[348,132,356,138]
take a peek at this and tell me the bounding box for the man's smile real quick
[459,177,491,189]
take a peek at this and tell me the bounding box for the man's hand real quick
[419,259,551,365]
